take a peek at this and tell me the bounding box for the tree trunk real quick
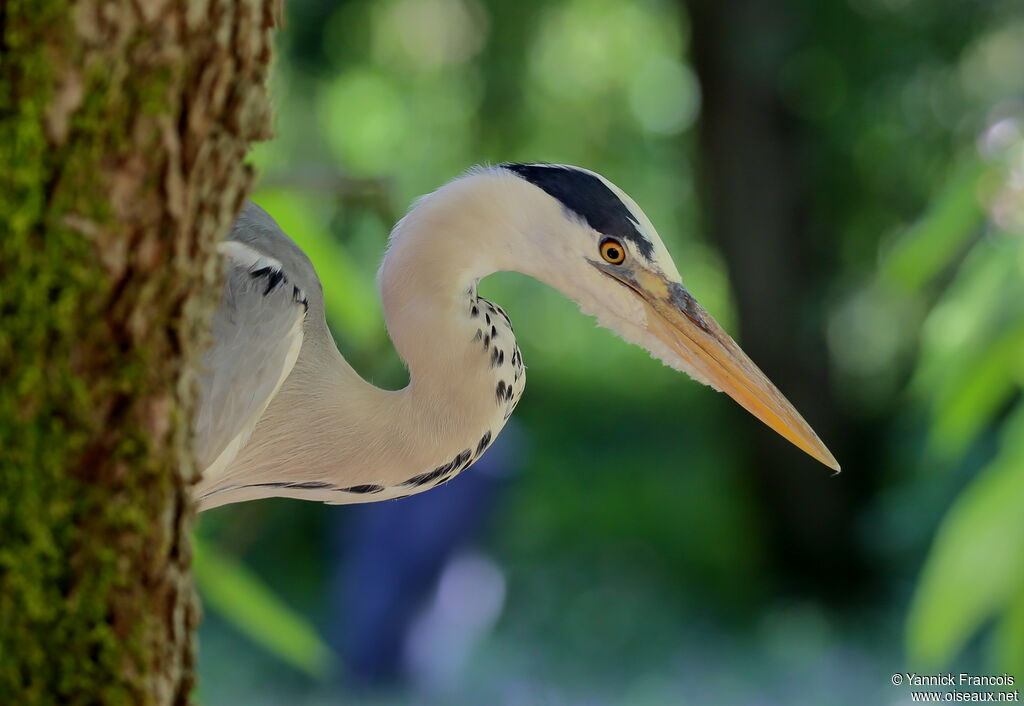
[0,1,278,703]
[685,0,870,596]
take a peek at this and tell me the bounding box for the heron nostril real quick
[668,281,710,333]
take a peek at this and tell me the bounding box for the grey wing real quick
[194,206,315,484]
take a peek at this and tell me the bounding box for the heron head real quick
[501,163,839,471]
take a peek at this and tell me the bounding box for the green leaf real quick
[194,537,333,679]
[993,585,1024,676]
[880,157,987,292]
[907,405,1024,668]
[913,238,1023,393]
[925,322,1024,460]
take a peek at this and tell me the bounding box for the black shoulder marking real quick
[241,481,331,490]
[338,484,384,494]
[250,266,287,295]
[288,481,332,490]
[502,163,654,260]
[247,265,307,313]
[292,284,309,313]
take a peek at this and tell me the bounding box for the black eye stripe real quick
[502,163,655,260]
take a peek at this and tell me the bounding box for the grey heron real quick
[194,164,839,510]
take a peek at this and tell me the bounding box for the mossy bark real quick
[0,1,278,703]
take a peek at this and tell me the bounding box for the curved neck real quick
[358,170,535,479]
[378,169,540,388]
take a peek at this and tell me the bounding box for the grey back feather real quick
[228,202,324,312]
[194,202,320,478]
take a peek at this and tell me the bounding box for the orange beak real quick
[597,262,840,472]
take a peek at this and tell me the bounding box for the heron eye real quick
[599,239,625,265]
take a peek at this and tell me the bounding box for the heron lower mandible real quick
[194,164,839,511]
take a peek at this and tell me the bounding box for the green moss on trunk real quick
[0,0,277,703]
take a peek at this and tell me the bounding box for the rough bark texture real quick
[685,0,870,595]
[0,0,278,703]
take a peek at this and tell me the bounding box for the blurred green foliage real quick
[194,538,332,678]
[194,0,1024,702]
[896,149,1024,668]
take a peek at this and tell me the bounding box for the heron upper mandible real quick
[194,164,839,510]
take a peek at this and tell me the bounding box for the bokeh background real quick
[193,0,1024,703]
